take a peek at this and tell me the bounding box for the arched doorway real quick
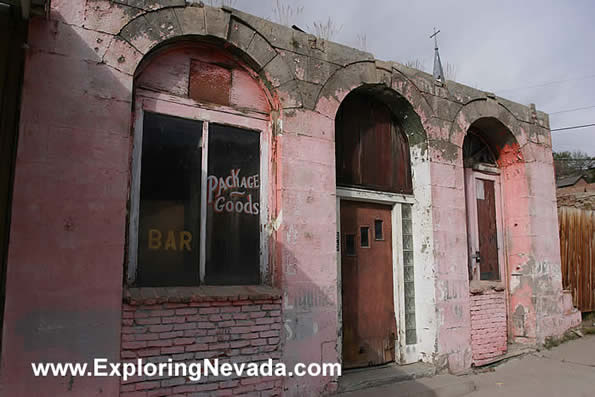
[335,86,415,369]
[463,130,503,282]
[462,117,524,365]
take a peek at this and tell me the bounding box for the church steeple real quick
[431,28,445,84]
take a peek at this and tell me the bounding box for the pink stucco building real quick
[0,1,581,396]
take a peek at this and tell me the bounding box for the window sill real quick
[469,280,505,295]
[124,285,282,305]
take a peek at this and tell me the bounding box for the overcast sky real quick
[230,0,595,155]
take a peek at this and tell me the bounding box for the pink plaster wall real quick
[1,10,131,395]
[429,159,472,372]
[499,156,537,342]
[277,108,339,396]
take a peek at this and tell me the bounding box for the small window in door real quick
[374,219,383,240]
[360,227,370,247]
[345,234,356,256]
[476,179,485,200]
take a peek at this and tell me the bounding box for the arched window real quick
[463,129,497,169]
[335,91,412,194]
[127,42,272,287]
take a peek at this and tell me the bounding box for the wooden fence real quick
[559,206,594,312]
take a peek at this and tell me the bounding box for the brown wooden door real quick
[476,179,499,280]
[341,201,397,369]
[465,170,501,281]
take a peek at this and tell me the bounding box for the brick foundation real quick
[470,288,507,366]
[120,288,283,396]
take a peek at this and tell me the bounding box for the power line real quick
[496,74,595,93]
[551,123,595,132]
[550,105,595,115]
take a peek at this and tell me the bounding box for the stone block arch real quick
[315,61,435,137]
[100,5,298,109]
[450,98,529,154]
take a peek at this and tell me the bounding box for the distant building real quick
[557,174,595,195]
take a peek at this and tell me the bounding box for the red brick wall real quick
[470,289,507,366]
[120,293,283,396]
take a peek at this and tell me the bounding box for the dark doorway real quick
[0,11,28,356]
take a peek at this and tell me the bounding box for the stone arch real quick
[102,5,297,108]
[314,63,433,155]
[450,99,528,153]
[315,61,435,132]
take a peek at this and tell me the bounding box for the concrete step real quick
[472,344,536,367]
[338,362,436,394]
[338,374,476,397]
[561,290,576,313]
[565,308,582,328]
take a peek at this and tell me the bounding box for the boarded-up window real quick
[336,93,412,194]
[137,112,202,286]
[189,59,232,106]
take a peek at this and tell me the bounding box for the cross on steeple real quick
[430,27,440,49]
[430,27,445,84]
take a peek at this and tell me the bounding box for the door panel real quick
[464,169,501,281]
[476,179,499,280]
[341,201,396,369]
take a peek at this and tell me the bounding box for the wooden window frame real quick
[127,89,270,286]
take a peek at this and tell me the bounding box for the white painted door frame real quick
[336,186,417,364]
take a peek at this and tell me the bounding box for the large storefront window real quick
[133,112,261,287]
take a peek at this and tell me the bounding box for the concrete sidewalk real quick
[340,335,595,397]
[466,334,595,397]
